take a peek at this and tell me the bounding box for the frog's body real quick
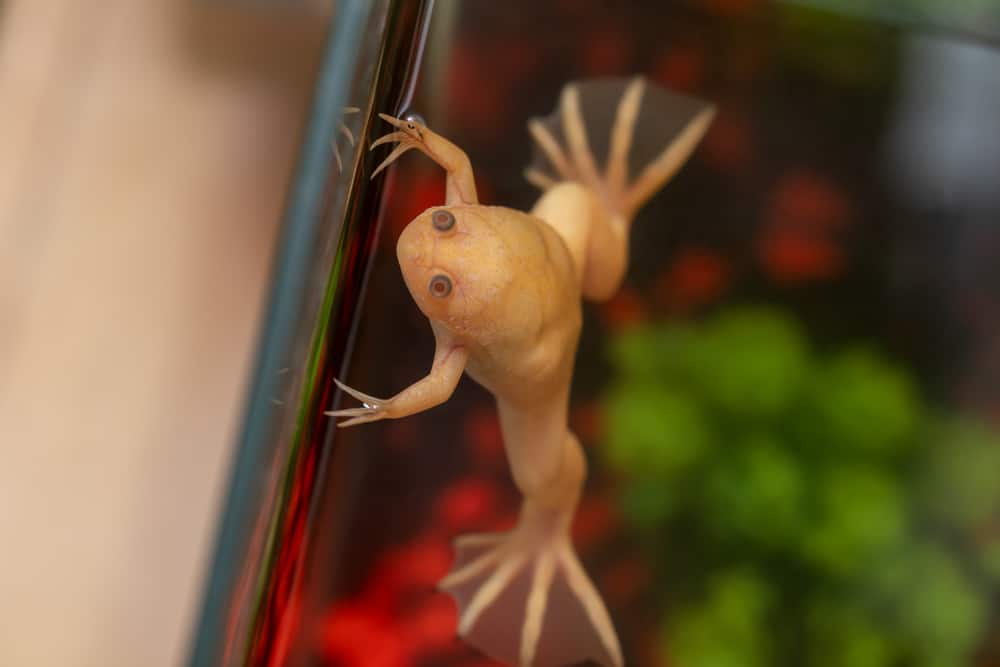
[328,77,714,666]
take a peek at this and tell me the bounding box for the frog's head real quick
[396,206,512,337]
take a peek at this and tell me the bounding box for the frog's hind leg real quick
[440,513,623,667]
[527,77,714,300]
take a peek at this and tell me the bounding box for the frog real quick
[328,77,715,667]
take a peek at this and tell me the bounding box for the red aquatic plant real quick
[372,538,453,596]
[651,44,706,93]
[758,169,851,283]
[701,111,753,171]
[571,400,605,443]
[463,405,506,467]
[601,556,652,606]
[766,169,851,232]
[572,493,618,549]
[381,168,446,241]
[317,470,522,665]
[433,477,501,534]
[655,248,730,309]
[759,232,843,284]
[318,538,457,665]
[582,25,632,76]
[600,286,647,331]
[319,600,407,666]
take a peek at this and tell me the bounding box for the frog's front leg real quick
[370,114,478,205]
[326,333,468,427]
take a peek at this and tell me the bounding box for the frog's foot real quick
[325,379,393,427]
[369,113,430,178]
[526,77,715,221]
[440,522,623,667]
[370,113,478,204]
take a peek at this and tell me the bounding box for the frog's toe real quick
[371,142,415,178]
[370,130,410,150]
[324,406,373,418]
[333,412,383,427]
[377,112,425,139]
[333,378,382,405]
[559,84,602,187]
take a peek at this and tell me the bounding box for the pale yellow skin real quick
[328,79,714,667]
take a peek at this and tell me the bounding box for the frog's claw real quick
[377,111,420,131]
[325,378,392,427]
[370,131,410,149]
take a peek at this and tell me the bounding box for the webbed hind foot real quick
[526,77,715,221]
[440,525,623,667]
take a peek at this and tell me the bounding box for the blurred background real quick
[4,1,1000,667]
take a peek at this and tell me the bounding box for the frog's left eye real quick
[428,274,452,298]
[432,210,456,231]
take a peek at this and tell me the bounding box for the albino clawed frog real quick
[328,77,714,667]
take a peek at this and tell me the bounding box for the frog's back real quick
[478,205,576,280]
[461,205,582,400]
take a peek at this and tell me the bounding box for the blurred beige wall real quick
[0,1,324,664]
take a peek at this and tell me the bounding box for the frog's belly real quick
[464,334,577,406]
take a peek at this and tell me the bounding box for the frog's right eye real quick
[432,210,456,231]
[428,274,452,298]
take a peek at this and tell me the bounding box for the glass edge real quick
[185,1,373,664]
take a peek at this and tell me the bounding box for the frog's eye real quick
[428,274,452,298]
[432,209,456,231]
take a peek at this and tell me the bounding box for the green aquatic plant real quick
[794,347,920,458]
[701,433,805,549]
[893,544,986,666]
[603,305,1000,666]
[914,417,1000,532]
[689,308,810,420]
[665,568,776,667]
[799,463,907,578]
[803,595,894,667]
[604,383,713,480]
